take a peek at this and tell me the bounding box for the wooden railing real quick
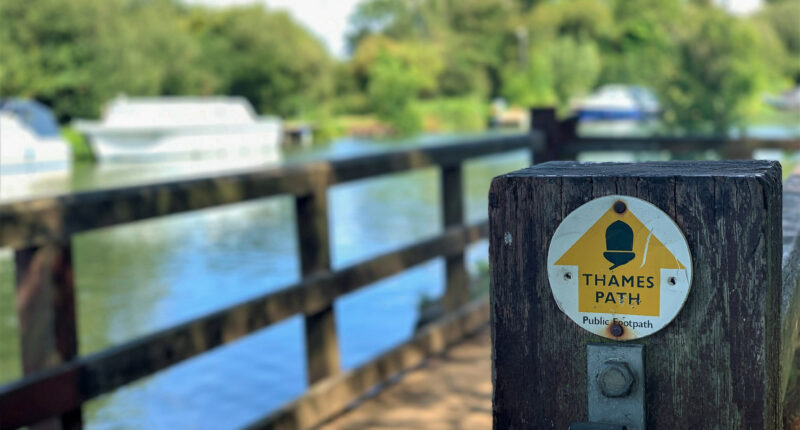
[1,108,799,429]
[0,133,540,430]
[530,107,800,160]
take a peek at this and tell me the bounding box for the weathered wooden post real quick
[489,160,782,428]
[15,242,82,430]
[441,163,470,312]
[530,107,576,163]
[296,173,340,384]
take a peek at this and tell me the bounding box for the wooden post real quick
[722,141,755,160]
[489,160,782,428]
[296,182,340,385]
[530,107,575,163]
[441,164,469,312]
[15,243,82,430]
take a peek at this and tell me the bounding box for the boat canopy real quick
[0,99,61,137]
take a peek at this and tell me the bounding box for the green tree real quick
[187,6,333,118]
[367,49,423,134]
[349,0,520,98]
[660,6,771,132]
[129,0,218,96]
[0,0,218,121]
[0,0,152,120]
[0,0,332,121]
[599,0,681,86]
[756,0,800,82]
[501,36,600,109]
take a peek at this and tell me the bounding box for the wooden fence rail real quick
[0,133,538,430]
[1,107,799,429]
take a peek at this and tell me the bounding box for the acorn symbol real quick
[603,220,635,270]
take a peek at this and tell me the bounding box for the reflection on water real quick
[0,134,529,429]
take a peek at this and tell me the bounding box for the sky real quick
[184,0,764,59]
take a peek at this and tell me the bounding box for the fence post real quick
[440,164,469,312]
[296,176,340,384]
[15,242,82,430]
[722,140,755,160]
[489,160,782,428]
[530,107,576,163]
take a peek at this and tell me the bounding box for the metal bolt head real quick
[613,201,627,214]
[597,361,634,397]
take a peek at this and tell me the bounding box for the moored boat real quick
[74,96,282,162]
[0,99,71,175]
[573,85,660,121]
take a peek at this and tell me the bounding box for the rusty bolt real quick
[598,361,635,398]
[610,322,624,337]
[613,201,627,214]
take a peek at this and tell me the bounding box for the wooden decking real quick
[321,328,492,430]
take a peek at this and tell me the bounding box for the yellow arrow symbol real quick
[555,206,684,317]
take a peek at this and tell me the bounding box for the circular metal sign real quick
[547,195,692,340]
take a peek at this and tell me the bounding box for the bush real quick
[62,126,95,162]
[418,97,488,132]
[367,50,423,134]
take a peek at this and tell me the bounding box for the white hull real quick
[77,122,282,162]
[0,113,71,175]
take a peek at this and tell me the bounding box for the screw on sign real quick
[547,195,692,340]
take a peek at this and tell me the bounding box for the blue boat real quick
[574,85,660,121]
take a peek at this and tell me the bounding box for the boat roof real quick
[101,96,261,127]
[0,99,61,137]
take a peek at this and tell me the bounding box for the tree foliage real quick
[187,6,332,117]
[0,0,796,134]
[756,0,800,81]
[367,49,423,134]
[0,0,333,120]
[349,0,795,132]
[660,6,775,132]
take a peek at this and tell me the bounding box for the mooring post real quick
[15,242,82,430]
[530,107,575,163]
[441,163,469,312]
[296,175,340,384]
[489,160,782,428]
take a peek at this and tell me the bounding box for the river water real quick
[0,133,531,429]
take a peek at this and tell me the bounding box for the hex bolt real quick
[597,361,635,398]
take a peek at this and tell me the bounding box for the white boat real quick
[0,99,72,175]
[74,96,282,162]
[573,85,660,121]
